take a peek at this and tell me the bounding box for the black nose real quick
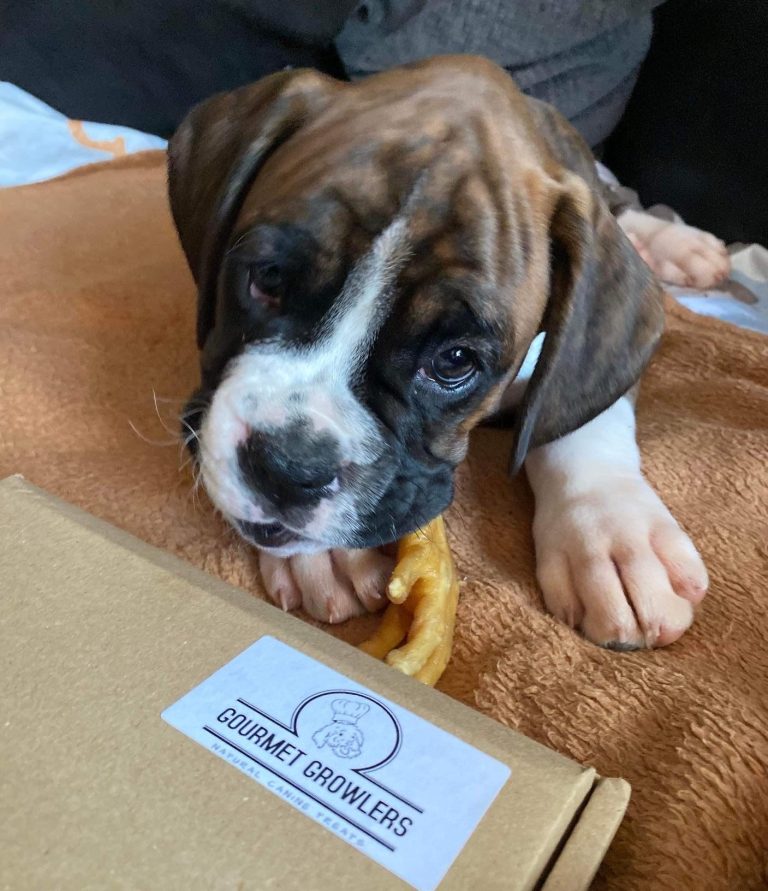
[237,429,341,510]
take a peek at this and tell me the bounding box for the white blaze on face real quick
[198,216,411,531]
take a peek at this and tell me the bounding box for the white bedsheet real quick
[0,82,166,188]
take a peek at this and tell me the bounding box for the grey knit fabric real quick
[335,0,663,147]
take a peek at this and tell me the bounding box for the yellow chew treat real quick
[359,516,459,686]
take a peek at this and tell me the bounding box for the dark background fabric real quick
[603,0,768,245]
[334,0,662,149]
[0,0,765,241]
[1,0,654,147]
[0,1,352,138]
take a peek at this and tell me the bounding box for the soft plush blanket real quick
[1,152,766,889]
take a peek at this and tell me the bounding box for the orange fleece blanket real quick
[1,153,766,889]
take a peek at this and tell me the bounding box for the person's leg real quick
[334,0,661,150]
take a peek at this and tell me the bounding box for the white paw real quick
[533,476,708,649]
[258,547,394,623]
[621,211,730,289]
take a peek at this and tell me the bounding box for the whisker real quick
[152,395,189,405]
[127,419,178,447]
[152,388,181,438]
[180,419,200,446]
[179,452,197,473]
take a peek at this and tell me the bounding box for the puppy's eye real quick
[248,262,282,309]
[424,346,479,387]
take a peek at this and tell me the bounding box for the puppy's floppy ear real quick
[510,173,664,472]
[167,70,337,348]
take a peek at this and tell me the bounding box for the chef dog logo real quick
[296,691,402,771]
[312,699,370,759]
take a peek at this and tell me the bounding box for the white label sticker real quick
[162,636,510,891]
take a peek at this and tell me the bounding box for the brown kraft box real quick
[0,476,630,890]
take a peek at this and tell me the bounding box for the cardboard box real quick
[0,476,629,890]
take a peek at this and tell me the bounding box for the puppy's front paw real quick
[624,217,730,289]
[533,477,708,649]
[258,548,394,623]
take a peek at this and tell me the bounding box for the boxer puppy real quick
[170,56,723,648]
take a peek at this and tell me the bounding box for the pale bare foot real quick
[619,208,730,289]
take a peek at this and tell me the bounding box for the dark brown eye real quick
[249,262,281,309]
[253,262,282,291]
[428,346,478,387]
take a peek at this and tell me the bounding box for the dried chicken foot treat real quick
[359,515,459,686]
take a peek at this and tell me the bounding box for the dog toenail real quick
[603,640,641,652]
